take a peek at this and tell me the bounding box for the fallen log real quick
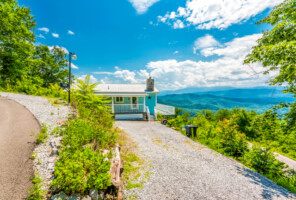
[109,145,123,200]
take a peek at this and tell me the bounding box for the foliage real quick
[51,147,111,194]
[244,0,296,94]
[0,0,68,88]
[35,124,48,145]
[75,75,99,96]
[0,0,36,83]
[26,173,46,200]
[61,118,116,150]
[245,146,285,177]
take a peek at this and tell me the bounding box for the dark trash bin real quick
[185,125,198,138]
[161,119,168,125]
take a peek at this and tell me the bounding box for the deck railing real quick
[155,104,175,116]
[106,104,145,114]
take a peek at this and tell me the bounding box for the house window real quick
[115,97,124,103]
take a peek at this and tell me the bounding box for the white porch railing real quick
[106,104,145,114]
[155,104,175,116]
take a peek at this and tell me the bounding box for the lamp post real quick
[68,52,77,104]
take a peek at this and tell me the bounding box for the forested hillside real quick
[158,88,295,115]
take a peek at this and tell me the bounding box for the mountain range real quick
[158,87,295,115]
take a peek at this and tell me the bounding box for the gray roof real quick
[94,84,159,94]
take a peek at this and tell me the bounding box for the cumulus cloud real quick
[38,27,49,33]
[78,75,98,83]
[68,30,75,35]
[93,34,275,90]
[128,0,160,14]
[158,0,282,30]
[200,34,262,58]
[193,34,220,54]
[52,33,59,38]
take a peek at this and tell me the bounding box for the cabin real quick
[94,77,175,120]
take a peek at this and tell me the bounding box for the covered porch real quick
[106,95,148,114]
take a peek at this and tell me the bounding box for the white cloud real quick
[128,0,160,14]
[78,75,98,83]
[200,34,262,58]
[173,20,185,29]
[71,63,78,69]
[37,34,45,39]
[93,34,275,90]
[158,0,283,30]
[52,33,59,38]
[38,27,49,33]
[68,30,75,35]
[193,34,220,54]
[173,51,179,54]
[48,46,69,54]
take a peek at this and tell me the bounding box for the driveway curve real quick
[116,121,296,200]
[0,97,40,200]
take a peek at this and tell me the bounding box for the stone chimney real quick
[146,77,154,91]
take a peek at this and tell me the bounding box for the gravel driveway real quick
[116,121,296,200]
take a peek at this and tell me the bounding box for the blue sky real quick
[19,0,283,91]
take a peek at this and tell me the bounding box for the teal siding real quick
[138,97,144,104]
[145,93,157,115]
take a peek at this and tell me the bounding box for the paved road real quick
[116,121,296,200]
[0,97,40,200]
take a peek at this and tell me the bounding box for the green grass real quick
[35,124,48,145]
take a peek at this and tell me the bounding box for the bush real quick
[62,118,116,150]
[216,118,248,158]
[245,146,285,177]
[51,147,111,194]
[36,124,48,145]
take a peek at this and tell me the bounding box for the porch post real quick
[143,96,146,110]
[112,97,114,113]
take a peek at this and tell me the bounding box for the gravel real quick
[116,121,296,200]
[0,92,70,192]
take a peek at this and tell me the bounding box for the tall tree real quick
[245,0,296,134]
[244,0,296,94]
[32,45,68,87]
[0,0,36,83]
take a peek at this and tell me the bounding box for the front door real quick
[132,97,137,109]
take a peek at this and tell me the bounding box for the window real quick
[115,97,124,103]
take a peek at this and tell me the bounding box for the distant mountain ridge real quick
[158,87,295,115]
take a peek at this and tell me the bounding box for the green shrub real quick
[36,124,48,145]
[61,118,116,150]
[26,173,46,200]
[245,146,285,177]
[216,118,248,158]
[51,147,111,194]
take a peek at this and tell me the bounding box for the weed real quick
[31,152,37,160]
[26,173,46,200]
[36,124,48,145]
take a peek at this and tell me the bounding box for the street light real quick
[68,52,77,104]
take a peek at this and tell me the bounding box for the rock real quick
[81,195,92,200]
[50,148,59,156]
[51,191,68,200]
[47,162,55,171]
[68,194,81,200]
[89,188,98,200]
[99,191,104,200]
